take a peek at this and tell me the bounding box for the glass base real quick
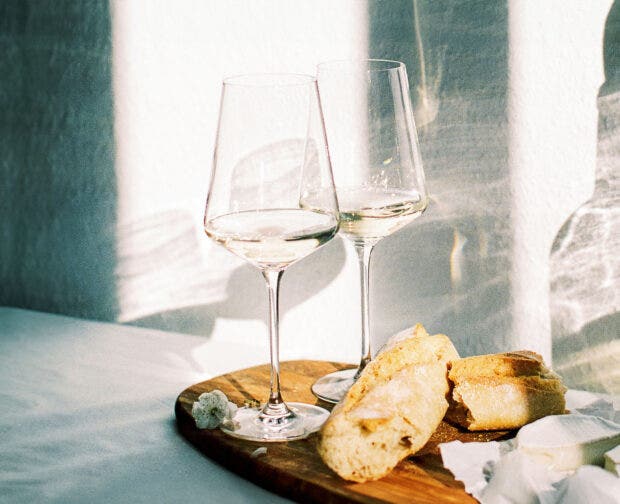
[220,402,329,442]
[311,368,358,404]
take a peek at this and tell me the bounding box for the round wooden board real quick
[175,360,513,504]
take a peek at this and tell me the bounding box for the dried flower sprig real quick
[191,390,238,429]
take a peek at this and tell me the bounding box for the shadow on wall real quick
[367,0,512,355]
[126,1,510,345]
[127,237,346,337]
[118,140,347,336]
[550,0,620,394]
[0,1,347,338]
[0,0,118,320]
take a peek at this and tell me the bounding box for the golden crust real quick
[343,324,431,408]
[448,350,550,379]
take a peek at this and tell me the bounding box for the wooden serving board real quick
[175,360,513,504]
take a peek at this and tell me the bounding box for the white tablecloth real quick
[0,307,291,503]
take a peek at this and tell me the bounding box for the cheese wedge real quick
[516,414,620,471]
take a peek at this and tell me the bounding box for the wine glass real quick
[311,59,428,403]
[204,73,339,441]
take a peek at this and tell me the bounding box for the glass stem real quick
[260,269,292,422]
[354,243,374,380]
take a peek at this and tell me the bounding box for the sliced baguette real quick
[446,350,567,431]
[317,324,459,482]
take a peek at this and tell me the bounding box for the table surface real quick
[0,307,292,504]
[2,307,617,504]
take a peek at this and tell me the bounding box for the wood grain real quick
[175,360,513,504]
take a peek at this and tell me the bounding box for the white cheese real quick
[604,444,620,476]
[516,414,620,472]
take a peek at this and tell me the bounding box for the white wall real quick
[509,0,612,362]
[2,1,615,391]
[109,0,618,366]
[111,0,368,362]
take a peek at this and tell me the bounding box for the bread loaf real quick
[446,351,567,431]
[317,324,459,482]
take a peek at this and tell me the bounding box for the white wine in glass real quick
[337,187,427,243]
[206,209,338,270]
[311,60,428,403]
[204,73,339,441]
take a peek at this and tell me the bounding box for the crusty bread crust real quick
[317,324,459,482]
[448,350,554,379]
[446,351,567,430]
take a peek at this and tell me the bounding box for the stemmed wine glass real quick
[311,60,428,403]
[204,73,339,441]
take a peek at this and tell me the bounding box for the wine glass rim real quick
[317,59,405,72]
[223,73,317,87]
